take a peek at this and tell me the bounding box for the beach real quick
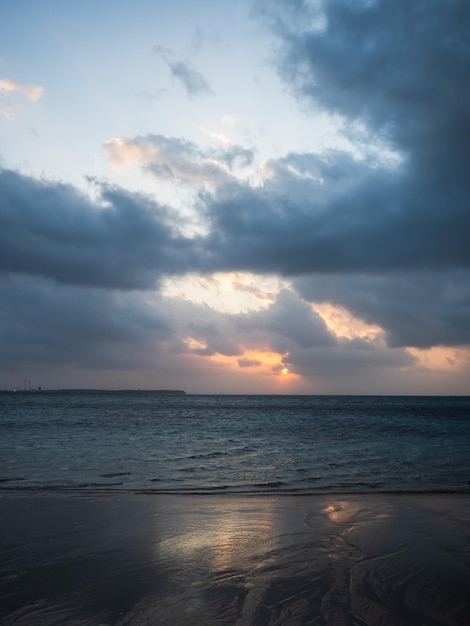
[1,493,469,625]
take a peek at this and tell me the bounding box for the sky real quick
[1,0,469,394]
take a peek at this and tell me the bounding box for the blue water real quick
[1,394,469,495]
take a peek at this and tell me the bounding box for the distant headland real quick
[0,389,186,395]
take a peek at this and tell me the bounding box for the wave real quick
[178,451,228,460]
[1,483,469,497]
[100,472,131,478]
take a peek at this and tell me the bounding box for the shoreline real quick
[1,492,469,625]
[0,389,186,395]
[2,485,470,497]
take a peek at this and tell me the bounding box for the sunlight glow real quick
[313,302,382,340]
[184,336,208,351]
[407,346,470,371]
[321,501,364,523]
[162,272,288,313]
[207,348,298,382]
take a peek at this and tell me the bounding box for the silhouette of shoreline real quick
[0,388,186,395]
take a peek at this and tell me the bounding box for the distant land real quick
[0,389,186,395]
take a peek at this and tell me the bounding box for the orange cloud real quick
[407,346,470,371]
[313,302,382,340]
[0,79,44,101]
[208,348,300,383]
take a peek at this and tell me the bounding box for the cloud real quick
[104,134,254,187]
[2,0,470,401]
[0,270,461,394]
[253,0,470,352]
[0,276,172,370]
[238,358,262,368]
[199,143,469,276]
[0,78,44,101]
[261,0,470,195]
[132,3,469,285]
[191,0,470,347]
[294,271,470,349]
[283,336,416,394]
[160,287,416,391]
[0,168,198,289]
[222,115,237,128]
[153,46,212,96]
[169,60,213,96]
[239,288,336,353]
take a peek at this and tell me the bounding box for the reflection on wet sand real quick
[151,495,470,625]
[151,500,286,624]
[345,500,470,625]
[321,500,365,523]
[156,501,280,574]
[1,494,470,625]
[313,497,470,626]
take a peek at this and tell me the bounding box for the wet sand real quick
[0,493,469,625]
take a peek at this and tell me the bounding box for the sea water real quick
[1,394,469,495]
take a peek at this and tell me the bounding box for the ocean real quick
[1,393,469,496]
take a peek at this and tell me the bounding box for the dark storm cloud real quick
[201,0,470,275]
[165,287,413,384]
[269,0,470,164]
[2,0,470,378]
[257,0,470,349]
[148,286,337,361]
[103,1,470,285]
[201,154,470,275]
[0,169,197,288]
[295,271,470,349]
[1,272,413,392]
[249,292,415,387]
[239,288,335,353]
[0,276,172,370]
[152,285,410,381]
[188,0,470,347]
[284,337,415,392]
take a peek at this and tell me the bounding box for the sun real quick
[281,368,289,376]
